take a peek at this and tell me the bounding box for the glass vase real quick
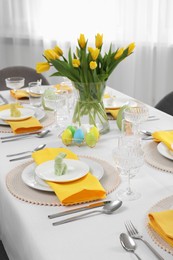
[72,82,110,134]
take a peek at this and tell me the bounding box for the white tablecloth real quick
[0,89,173,260]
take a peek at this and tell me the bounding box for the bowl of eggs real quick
[61,125,100,148]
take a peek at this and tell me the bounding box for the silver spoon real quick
[53,200,122,226]
[1,129,50,143]
[6,144,46,157]
[120,233,141,260]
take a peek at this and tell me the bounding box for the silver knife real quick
[48,200,111,219]
[9,155,31,162]
[0,131,42,140]
[0,94,8,104]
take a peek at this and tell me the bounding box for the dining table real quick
[0,87,173,260]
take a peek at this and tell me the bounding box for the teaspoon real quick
[6,144,46,157]
[53,200,122,226]
[120,233,141,260]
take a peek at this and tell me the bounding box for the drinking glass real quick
[28,81,43,107]
[112,136,144,201]
[5,77,25,93]
[123,103,149,136]
[43,89,69,129]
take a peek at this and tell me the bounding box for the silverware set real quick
[120,220,164,260]
[49,200,122,226]
[1,129,50,143]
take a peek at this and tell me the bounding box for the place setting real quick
[6,146,121,207]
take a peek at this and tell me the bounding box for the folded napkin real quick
[0,104,43,134]
[152,130,173,151]
[32,147,106,205]
[10,90,29,99]
[106,109,119,119]
[148,210,173,247]
[54,84,72,92]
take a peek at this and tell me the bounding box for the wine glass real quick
[123,103,149,136]
[5,77,25,93]
[112,136,144,201]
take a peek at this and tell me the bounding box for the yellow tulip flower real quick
[53,46,63,56]
[78,34,86,49]
[127,42,135,55]
[89,61,97,70]
[114,48,124,60]
[88,47,100,60]
[36,62,50,73]
[44,49,59,61]
[95,33,103,49]
[72,59,80,68]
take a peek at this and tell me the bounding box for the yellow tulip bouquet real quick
[36,34,135,133]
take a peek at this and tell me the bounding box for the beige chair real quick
[0,66,50,90]
[155,91,173,116]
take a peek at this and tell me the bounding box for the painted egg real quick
[61,129,72,145]
[67,125,76,137]
[73,128,84,144]
[85,132,97,148]
[89,126,100,141]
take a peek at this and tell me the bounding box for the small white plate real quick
[0,105,45,126]
[157,142,173,160]
[21,158,104,192]
[103,97,136,109]
[35,159,90,183]
[0,108,35,121]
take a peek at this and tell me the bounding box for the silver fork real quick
[125,221,164,260]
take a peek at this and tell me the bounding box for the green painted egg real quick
[85,132,97,148]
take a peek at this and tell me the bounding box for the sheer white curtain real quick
[0,0,173,105]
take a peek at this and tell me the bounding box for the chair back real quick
[155,91,173,116]
[0,66,50,90]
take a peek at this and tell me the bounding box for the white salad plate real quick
[0,105,45,126]
[157,142,173,161]
[21,158,104,192]
[0,108,35,121]
[103,96,136,109]
[35,159,90,183]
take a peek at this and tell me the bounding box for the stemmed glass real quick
[112,135,144,201]
[5,77,25,94]
[122,103,149,136]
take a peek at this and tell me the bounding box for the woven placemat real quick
[6,156,120,206]
[143,142,173,173]
[145,195,173,255]
[0,111,54,133]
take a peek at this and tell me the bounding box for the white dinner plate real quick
[35,159,90,183]
[0,108,35,121]
[157,142,173,160]
[0,105,45,126]
[21,158,104,192]
[103,96,136,109]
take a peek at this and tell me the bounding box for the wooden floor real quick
[0,241,9,260]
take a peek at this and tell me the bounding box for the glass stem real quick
[126,169,132,195]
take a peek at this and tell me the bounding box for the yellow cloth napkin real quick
[54,84,72,92]
[148,210,173,247]
[106,109,119,119]
[0,104,43,134]
[32,147,106,205]
[10,90,29,99]
[152,130,173,151]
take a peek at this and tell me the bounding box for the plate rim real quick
[35,159,90,183]
[0,107,35,121]
[157,142,173,161]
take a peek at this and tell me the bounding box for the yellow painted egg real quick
[61,129,72,145]
[67,125,76,137]
[89,126,100,141]
[85,132,97,148]
[73,128,84,145]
